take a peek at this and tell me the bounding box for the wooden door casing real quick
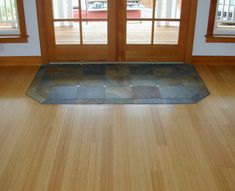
[38,0,197,63]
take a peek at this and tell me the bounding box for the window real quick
[0,0,28,43]
[206,0,235,43]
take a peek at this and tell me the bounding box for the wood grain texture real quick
[0,65,235,191]
[206,0,217,39]
[206,36,235,43]
[192,56,235,65]
[0,56,42,66]
[36,0,49,64]
[184,0,198,63]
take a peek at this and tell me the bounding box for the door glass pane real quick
[54,21,80,44]
[53,0,79,19]
[155,0,181,19]
[0,0,20,35]
[215,0,235,29]
[127,21,152,44]
[81,0,108,19]
[127,0,153,19]
[154,21,179,44]
[82,21,107,44]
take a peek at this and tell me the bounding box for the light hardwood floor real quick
[0,65,235,191]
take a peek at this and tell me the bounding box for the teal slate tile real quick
[77,87,105,99]
[105,87,132,99]
[153,66,176,77]
[130,65,153,75]
[155,77,182,86]
[52,75,81,86]
[106,65,129,76]
[48,86,78,99]
[153,64,196,77]
[131,75,157,86]
[159,85,198,99]
[80,75,105,87]
[106,75,131,86]
[35,80,53,98]
[82,65,105,75]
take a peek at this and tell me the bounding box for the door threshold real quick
[49,62,185,65]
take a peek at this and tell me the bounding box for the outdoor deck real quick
[54,22,179,45]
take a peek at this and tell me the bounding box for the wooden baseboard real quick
[0,56,234,66]
[192,56,235,65]
[0,56,42,66]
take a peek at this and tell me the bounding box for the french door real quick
[44,0,116,61]
[44,0,190,62]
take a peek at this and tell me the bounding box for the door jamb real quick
[185,0,198,63]
[36,0,49,64]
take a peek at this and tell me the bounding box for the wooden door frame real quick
[38,0,116,62]
[36,0,198,64]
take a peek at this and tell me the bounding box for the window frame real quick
[206,0,235,43]
[0,0,28,43]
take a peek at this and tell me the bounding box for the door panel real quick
[126,21,152,44]
[45,0,116,62]
[125,0,190,62]
[153,21,180,44]
[44,0,190,62]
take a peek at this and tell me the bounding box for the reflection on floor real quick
[27,64,210,104]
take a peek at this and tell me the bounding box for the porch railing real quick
[53,0,181,19]
[0,0,18,28]
[217,0,235,25]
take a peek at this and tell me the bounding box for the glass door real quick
[44,0,116,62]
[124,0,190,62]
[44,0,190,62]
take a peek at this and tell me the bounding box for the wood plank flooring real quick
[0,65,235,191]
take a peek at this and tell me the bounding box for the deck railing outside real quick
[53,0,181,20]
[217,0,235,26]
[0,0,18,34]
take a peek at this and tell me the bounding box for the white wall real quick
[0,0,41,56]
[193,0,235,56]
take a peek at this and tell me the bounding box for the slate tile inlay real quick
[26,63,210,104]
